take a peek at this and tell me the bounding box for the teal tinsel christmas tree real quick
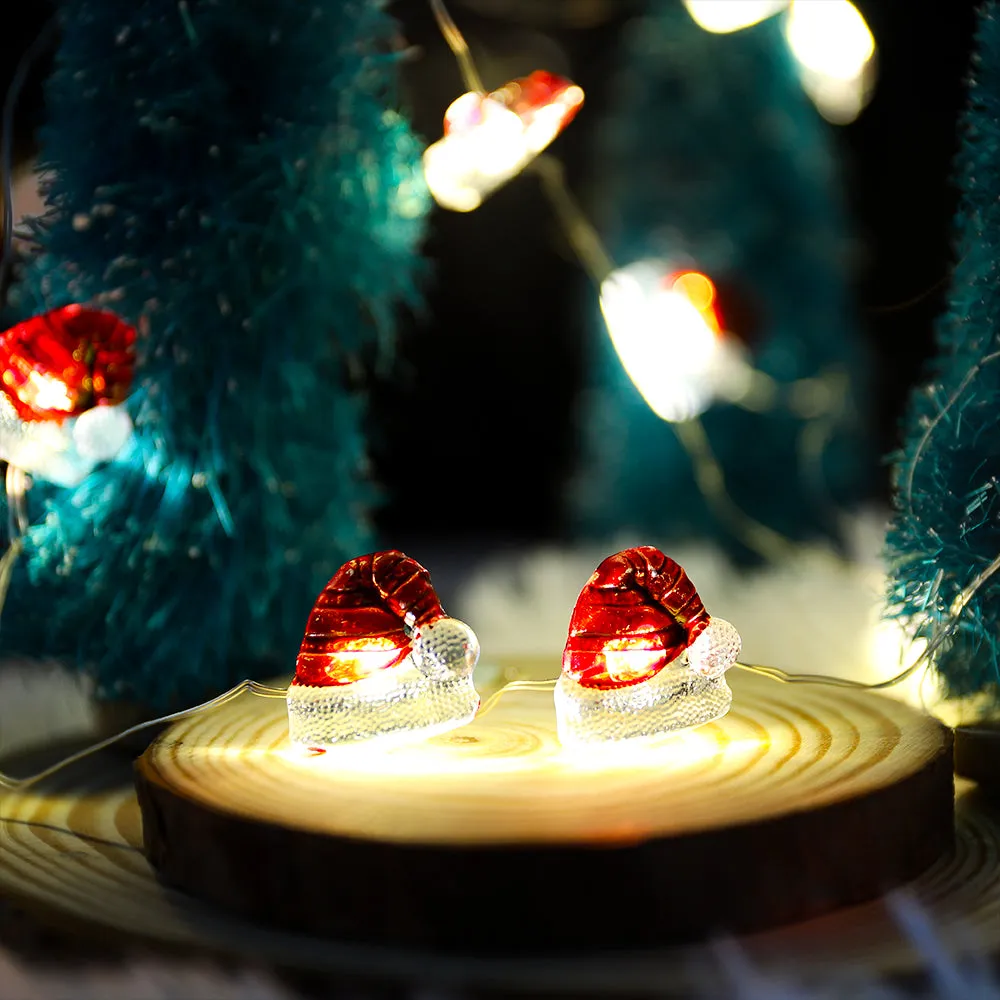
[569,0,870,559]
[886,0,1000,700]
[3,0,427,710]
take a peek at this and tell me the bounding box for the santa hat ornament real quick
[423,70,585,213]
[556,546,741,747]
[0,304,137,490]
[288,550,481,749]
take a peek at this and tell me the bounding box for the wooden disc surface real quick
[133,666,953,952]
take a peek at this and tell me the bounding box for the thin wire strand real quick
[428,0,486,95]
[529,154,616,285]
[950,552,1000,619]
[734,574,990,693]
[734,660,923,690]
[494,659,931,697]
[5,464,28,540]
[904,350,1000,520]
[671,416,801,564]
[0,679,287,791]
[475,678,556,721]
[0,676,556,792]
[0,536,23,633]
[496,564,1000,699]
[866,269,954,314]
[0,16,57,305]
[496,642,934,697]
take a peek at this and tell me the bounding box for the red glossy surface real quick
[294,550,446,688]
[442,70,582,140]
[0,305,136,422]
[502,70,583,127]
[562,546,710,691]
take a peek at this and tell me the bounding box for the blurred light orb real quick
[599,261,748,423]
[423,72,584,213]
[682,0,876,125]
[682,0,788,34]
[785,0,874,82]
[785,0,876,124]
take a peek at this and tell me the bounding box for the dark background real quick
[1,0,982,549]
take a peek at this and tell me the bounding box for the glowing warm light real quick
[600,642,665,684]
[318,635,418,687]
[276,710,765,777]
[288,552,482,749]
[599,260,750,423]
[868,619,937,713]
[25,371,74,413]
[558,548,742,747]
[564,732,762,771]
[682,0,788,33]
[785,0,876,124]
[672,270,717,321]
[423,71,584,212]
[0,306,137,486]
[683,0,876,125]
[287,651,481,750]
[786,0,873,82]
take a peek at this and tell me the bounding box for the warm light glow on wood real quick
[137,668,949,845]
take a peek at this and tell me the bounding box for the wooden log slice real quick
[134,667,954,954]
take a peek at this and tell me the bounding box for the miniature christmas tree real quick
[2,0,427,710]
[568,0,871,560]
[886,0,1000,700]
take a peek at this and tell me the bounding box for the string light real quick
[0,305,136,486]
[555,546,742,746]
[599,261,754,423]
[423,71,584,212]
[681,0,876,125]
[785,0,875,125]
[0,679,288,791]
[286,551,482,749]
[424,2,851,566]
[528,151,843,564]
[424,0,584,212]
[0,5,962,816]
[0,674,555,792]
[0,554,978,795]
[0,305,137,626]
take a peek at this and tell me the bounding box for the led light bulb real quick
[555,546,741,746]
[423,70,584,212]
[0,305,137,486]
[682,0,788,33]
[286,550,481,749]
[600,260,751,423]
[785,0,875,124]
[682,0,875,125]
